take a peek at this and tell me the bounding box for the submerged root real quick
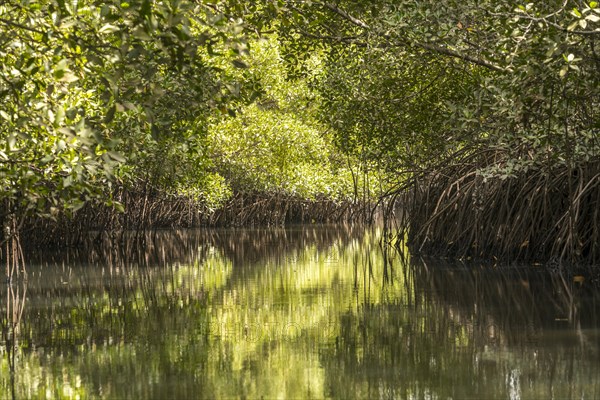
[16,185,368,249]
[402,155,600,266]
[208,192,363,227]
[1,212,26,280]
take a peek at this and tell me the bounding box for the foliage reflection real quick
[1,226,600,399]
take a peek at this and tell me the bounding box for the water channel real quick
[1,225,600,399]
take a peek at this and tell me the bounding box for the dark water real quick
[2,225,600,399]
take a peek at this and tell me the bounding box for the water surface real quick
[2,226,600,399]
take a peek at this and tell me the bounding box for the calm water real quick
[2,225,600,399]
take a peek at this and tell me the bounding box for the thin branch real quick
[0,17,45,35]
[415,42,504,72]
[322,2,371,30]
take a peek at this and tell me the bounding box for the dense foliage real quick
[262,0,600,171]
[0,1,371,252]
[207,38,361,201]
[1,1,188,215]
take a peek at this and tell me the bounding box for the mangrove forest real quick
[2,0,600,266]
[2,0,600,398]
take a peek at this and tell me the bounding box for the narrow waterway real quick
[2,225,600,399]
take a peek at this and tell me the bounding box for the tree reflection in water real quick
[1,280,26,400]
[323,257,600,399]
[1,226,600,399]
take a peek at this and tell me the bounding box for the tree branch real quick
[313,2,505,72]
[322,2,371,30]
[416,42,504,72]
[0,17,45,35]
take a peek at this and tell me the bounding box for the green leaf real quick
[8,135,16,151]
[99,24,120,34]
[55,107,65,125]
[71,199,85,212]
[132,26,152,40]
[59,72,79,82]
[559,66,568,77]
[232,59,248,69]
[63,176,73,187]
[567,21,580,31]
[55,59,69,70]
[114,202,125,213]
[107,151,126,163]
[586,14,600,22]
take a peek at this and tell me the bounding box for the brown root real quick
[399,154,600,266]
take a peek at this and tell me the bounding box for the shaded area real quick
[322,257,600,399]
[404,159,600,265]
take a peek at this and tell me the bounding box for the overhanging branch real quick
[312,1,505,72]
[322,2,371,30]
[416,42,504,72]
